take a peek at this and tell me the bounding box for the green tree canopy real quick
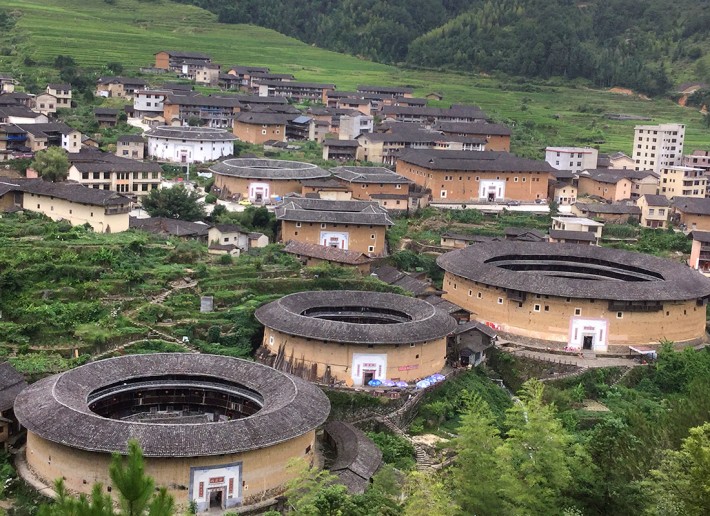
[141,186,206,221]
[32,146,70,182]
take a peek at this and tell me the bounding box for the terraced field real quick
[0,0,708,156]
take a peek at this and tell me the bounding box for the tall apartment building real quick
[633,123,685,173]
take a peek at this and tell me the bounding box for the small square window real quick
[371,234,375,239]
[477,292,482,299]
[498,297,504,304]
[617,312,623,319]
[321,223,326,229]
[468,290,472,296]
[574,308,581,316]
[533,304,541,312]
[295,222,301,228]
[410,343,415,348]
[544,305,549,312]
[368,245,375,252]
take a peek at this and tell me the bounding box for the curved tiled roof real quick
[145,126,236,142]
[14,354,329,457]
[437,241,710,302]
[255,291,457,344]
[210,158,330,180]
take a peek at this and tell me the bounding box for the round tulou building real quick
[14,354,330,511]
[210,158,330,204]
[437,241,710,353]
[255,290,458,386]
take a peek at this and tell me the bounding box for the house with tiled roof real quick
[0,362,27,450]
[577,168,659,201]
[275,197,393,256]
[67,150,161,196]
[672,196,710,231]
[637,194,671,228]
[433,121,512,151]
[283,240,373,274]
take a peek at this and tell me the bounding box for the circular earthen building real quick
[210,158,330,204]
[255,290,458,386]
[437,241,710,352]
[14,354,330,511]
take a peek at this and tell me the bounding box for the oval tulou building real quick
[255,290,458,386]
[437,241,710,353]
[14,354,330,512]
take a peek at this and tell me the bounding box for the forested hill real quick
[176,0,710,95]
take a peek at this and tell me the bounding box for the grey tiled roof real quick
[1,179,131,206]
[0,362,27,412]
[275,198,394,226]
[437,241,710,301]
[325,421,382,494]
[433,121,511,136]
[673,196,710,216]
[14,354,329,457]
[548,229,597,241]
[130,217,210,237]
[690,230,710,243]
[331,166,411,184]
[117,134,146,143]
[145,126,236,141]
[642,194,671,207]
[357,85,413,94]
[211,158,329,180]
[255,290,457,344]
[398,149,555,173]
[284,240,372,265]
[575,202,641,215]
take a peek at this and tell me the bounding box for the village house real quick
[688,230,710,275]
[283,240,373,274]
[356,125,485,166]
[225,65,271,89]
[154,50,211,72]
[608,151,635,169]
[133,89,171,119]
[682,150,710,173]
[0,106,49,124]
[545,146,598,173]
[275,197,393,256]
[448,321,497,367]
[162,94,241,129]
[381,104,487,124]
[432,121,512,152]
[549,216,603,245]
[94,107,120,128]
[129,217,210,241]
[637,194,671,229]
[9,122,82,154]
[301,178,352,200]
[95,77,148,100]
[549,180,578,205]
[182,62,221,86]
[32,92,58,116]
[657,165,706,199]
[572,201,641,224]
[331,165,412,212]
[0,362,27,451]
[357,85,414,98]
[67,150,162,195]
[339,113,374,140]
[233,112,291,144]
[322,139,359,161]
[46,83,72,109]
[145,126,236,163]
[577,168,658,201]
[0,92,34,109]
[116,134,146,160]
[370,264,442,298]
[0,74,17,93]
[672,197,710,231]
[257,80,335,103]
[396,149,553,203]
[0,178,131,232]
[440,232,496,249]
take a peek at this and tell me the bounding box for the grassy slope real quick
[1,0,709,155]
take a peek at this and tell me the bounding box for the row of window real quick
[82,171,159,180]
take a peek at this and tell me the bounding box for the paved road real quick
[508,348,640,368]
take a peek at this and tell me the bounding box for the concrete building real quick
[133,89,170,119]
[145,126,236,163]
[32,93,58,116]
[688,230,710,275]
[275,197,393,256]
[633,123,685,173]
[256,291,457,386]
[657,165,706,199]
[437,242,710,352]
[154,50,211,72]
[46,83,72,109]
[68,151,161,196]
[116,134,146,160]
[396,149,554,203]
[577,169,659,202]
[549,181,577,205]
[545,147,598,173]
[210,158,330,204]
[339,113,374,140]
[608,151,635,170]
[256,81,335,103]
[14,354,329,512]
[95,77,148,100]
[9,123,82,154]
[637,194,671,229]
[549,216,603,245]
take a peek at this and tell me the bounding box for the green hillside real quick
[0,0,708,157]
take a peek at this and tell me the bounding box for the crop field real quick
[0,0,708,155]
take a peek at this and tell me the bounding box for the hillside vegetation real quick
[0,0,708,157]
[180,0,710,95]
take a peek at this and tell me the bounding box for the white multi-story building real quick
[633,123,685,173]
[339,113,374,140]
[657,165,706,199]
[133,90,169,119]
[545,147,598,173]
[145,126,236,164]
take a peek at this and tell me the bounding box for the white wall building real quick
[545,147,598,173]
[133,90,168,118]
[339,114,374,140]
[633,123,685,173]
[145,126,236,163]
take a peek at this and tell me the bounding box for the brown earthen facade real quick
[233,121,286,145]
[280,220,387,255]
